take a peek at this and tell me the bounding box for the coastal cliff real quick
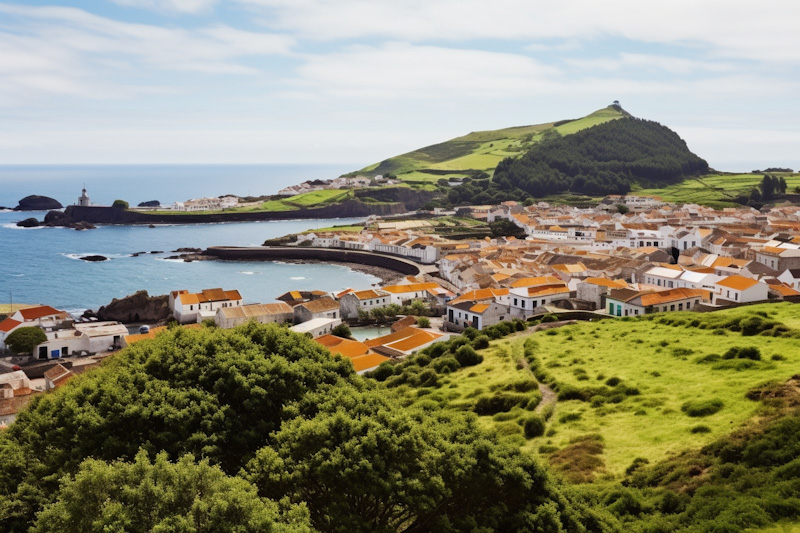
[59,197,419,225]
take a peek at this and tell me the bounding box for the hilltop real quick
[354,104,632,184]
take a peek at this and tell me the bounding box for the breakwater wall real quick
[204,246,422,276]
[63,200,407,225]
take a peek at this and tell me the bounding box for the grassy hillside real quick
[357,105,629,184]
[371,303,800,531]
[636,172,800,208]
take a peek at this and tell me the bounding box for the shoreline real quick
[279,259,407,285]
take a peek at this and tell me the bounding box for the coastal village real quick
[3,194,800,424]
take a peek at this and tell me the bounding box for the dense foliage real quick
[446,118,708,204]
[0,323,611,532]
[4,327,46,354]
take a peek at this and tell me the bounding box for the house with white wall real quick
[713,275,769,304]
[339,289,391,319]
[170,288,243,324]
[215,302,293,329]
[606,287,707,317]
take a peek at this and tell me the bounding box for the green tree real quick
[331,323,352,339]
[409,299,428,316]
[246,387,612,533]
[4,326,46,354]
[111,199,129,209]
[489,218,527,238]
[32,451,311,533]
[416,316,431,328]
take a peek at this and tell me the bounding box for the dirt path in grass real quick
[535,383,557,414]
[515,348,558,415]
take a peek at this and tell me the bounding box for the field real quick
[394,303,800,481]
[146,189,356,215]
[637,173,800,208]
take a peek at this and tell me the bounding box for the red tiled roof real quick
[18,306,64,320]
[0,318,21,333]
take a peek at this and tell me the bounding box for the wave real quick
[290,276,306,280]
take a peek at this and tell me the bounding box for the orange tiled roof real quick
[298,297,339,313]
[640,288,707,307]
[510,276,562,288]
[381,282,441,294]
[314,335,370,358]
[584,278,628,289]
[773,284,800,297]
[349,353,390,372]
[716,275,759,291]
[0,318,21,333]
[351,289,387,300]
[450,288,509,304]
[470,303,490,313]
[526,285,571,297]
[18,306,65,321]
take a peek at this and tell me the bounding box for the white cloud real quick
[239,0,800,63]
[567,54,739,75]
[290,42,562,100]
[0,3,294,104]
[109,0,219,15]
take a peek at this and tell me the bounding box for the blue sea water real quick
[0,164,380,313]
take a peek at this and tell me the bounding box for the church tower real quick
[78,186,90,207]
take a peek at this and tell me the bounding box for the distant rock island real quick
[15,195,63,211]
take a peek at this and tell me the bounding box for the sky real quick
[1,0,799,171]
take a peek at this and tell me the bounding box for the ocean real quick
[0,164,381,314]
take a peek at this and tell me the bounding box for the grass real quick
[356,105,628,183]
[392,303,800,482]
[636,173,800,208]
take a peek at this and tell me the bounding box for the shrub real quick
[416,316,430,328]
[471,335,490,350]
[5,327,47,354]
[541,314,558,323]
[523,415,546,438]
[368,362,395,382]
[682,399,724,417]
[112,199,129,209]
[454,345,482,367]
[723,346,761,361]
[691,425,712,434]
[559,412,582,423]
[605,376,621,387]
[431,356,460,374]
[473,392,529,415]
[331,323,352,339]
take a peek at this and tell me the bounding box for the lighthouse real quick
[78,186,90,207]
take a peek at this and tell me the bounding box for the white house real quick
[215,302,293,329]
[606,288,706,317]
[380,282,443,306]
[713,275,769,304]
[339,289,391,320]
[170,288,243,324]
[33,321,129,359]
[777,269,800,291]
[445,300,509,331]
[293,297,340,324]
[290,317,342,338]
[509,283,571,319]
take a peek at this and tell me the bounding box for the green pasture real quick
[396,303,800,482]
[637,173,800,208]
[525,303,800,477]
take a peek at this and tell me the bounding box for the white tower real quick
[78,186,90,207]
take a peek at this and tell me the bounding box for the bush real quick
[523,415,546,438]
[112,199,129,209]
[474,392,529,415]
[5,326,47,354]
[691,425,712,434]
[431,356,460,374]
[331,323,352,338]
[416,316,430,328]
[367,362,395,381]
[559,412,582,423]
[454,345,483,367]
[541,314,559,323]
[471,335,490,349]
[723,346,761,360]
[682,399,724,417]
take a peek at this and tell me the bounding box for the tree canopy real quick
[446,118,709,205]
[0,323,613,532]
[4,327,46,354]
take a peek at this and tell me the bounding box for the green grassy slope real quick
[356,105,629,183]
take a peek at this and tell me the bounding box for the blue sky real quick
[1,0,799,171]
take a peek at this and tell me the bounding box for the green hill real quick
[356,104,631,184]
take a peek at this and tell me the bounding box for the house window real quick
[62,347,68,356]
[678,303,683,311]
[670,304,675,311]
[190,305,193,310]
[687,302,691,309]
[657,279,661,286]
[521,301,525,308]
[514,298,518,306]
[735,293,738,301]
